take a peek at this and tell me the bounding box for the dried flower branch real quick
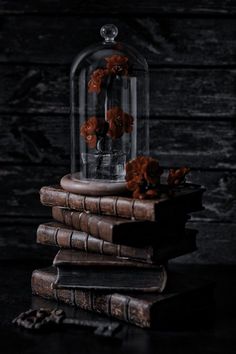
[107,107,133,139]
[88,55,129,94]
[126,157,191,199]
[80,116,108,149]
[167,167,191,187]
[126,156,163,199]
[80,108,134,149]
[105,55,129,76]
[88,69,108,94]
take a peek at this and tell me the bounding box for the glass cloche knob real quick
[100,24,118,43]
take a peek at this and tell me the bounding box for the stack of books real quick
[32,183,212,328]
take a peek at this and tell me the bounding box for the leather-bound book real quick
[52,250,167,293]
[40,184,204,222]
[37,222,197,264]
[51,207,188,245]
[31,267,214,328]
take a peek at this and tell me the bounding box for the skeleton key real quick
[12,308,122,337]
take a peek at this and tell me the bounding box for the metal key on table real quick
[12,308,122,337]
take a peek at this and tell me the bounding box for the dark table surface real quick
[0,259,236,354]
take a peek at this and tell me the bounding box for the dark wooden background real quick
[0,0,236,264]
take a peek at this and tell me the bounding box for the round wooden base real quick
[60,174,127,196]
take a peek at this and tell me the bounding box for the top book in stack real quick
[40,183,204,222]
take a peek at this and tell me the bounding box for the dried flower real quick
[80,116,106,149]
[105,55,129,76]
[126,175,143,192]
[106,107,133,139]
[80,117,98,136]
[106,107,124,139]
[167,167,190,187]
[145,189,158,198]
[88,69,107,93]
[133,187,145,200]
[88,55,129,94]
[126,156,144,187]
[123,112,134,133]
[125,156,163,199]
[84,134,97,149]
[143,158,163,185]
[132,186,158,200]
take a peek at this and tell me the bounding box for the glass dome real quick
[65,24,149,195]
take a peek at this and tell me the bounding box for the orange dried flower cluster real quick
[167,167,190,187]
[126,156,163,200]
[88,69,108,94]
[88,55,129,93]
[80,108,133,148]
[105,55,129,76]
[125,157,191,200]
[107,107,133,139]
[80,116,106,149]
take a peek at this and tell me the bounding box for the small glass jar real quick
[62,24,149,195]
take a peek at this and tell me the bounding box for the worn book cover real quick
[52,206,188,244]
[40,183,204,221]
[37,222,197,263]
[52,249,167,292]
[31,267,214,328]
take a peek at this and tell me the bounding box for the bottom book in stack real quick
[32,266,214,328]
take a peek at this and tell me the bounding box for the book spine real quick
[52,207,113,242]
[36,223,154,263]
[40,185,203,221]
[40,186,155,221]
[31,268,152,327]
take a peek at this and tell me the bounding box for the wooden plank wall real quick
[0,1,235,263]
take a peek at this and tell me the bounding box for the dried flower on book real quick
[126,156,163,199]
[167,167,191,187]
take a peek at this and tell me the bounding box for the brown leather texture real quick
[37,222,196,263]
[31,267,213,328]
[51,207,187,245]
[53,251,167,293]
[40,184,204,222]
